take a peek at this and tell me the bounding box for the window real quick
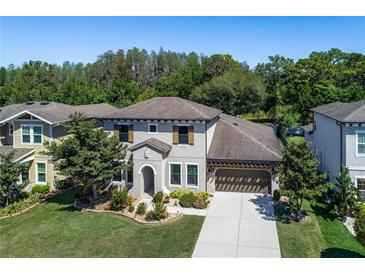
[127,166,133,183]
[119,125,129,142]
[21,163,30,183]
[357,133,365,155]
[170,163,181,186]
[148,124,157,134]
[21,125,43,144]
[9,123,14,136]
[186,164,199,187]
[357,178,365,202]
[178,126,189,144]
[36,162,46,184]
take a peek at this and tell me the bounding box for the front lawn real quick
[275,201,365,258]
[0,188,204,258]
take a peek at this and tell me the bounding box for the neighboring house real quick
[102,97,282,198]
[0,98,282,197]
[303,99,365,202]
[0,101,119,190]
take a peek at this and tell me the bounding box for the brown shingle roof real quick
[311,100,365,123]
[129,138,172,154]
[0,102,119,124]
[208,114,282,163]
[102,97,222,121]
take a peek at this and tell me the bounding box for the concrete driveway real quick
[192,192,281,258]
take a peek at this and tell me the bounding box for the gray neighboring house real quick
[303,99,365,202]
[103,97,282,198]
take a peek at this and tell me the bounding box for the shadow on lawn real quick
[310,203,338,222]
[321,248,365,258]
[43,187,81,212]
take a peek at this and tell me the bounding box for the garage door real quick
[215,169,271,194]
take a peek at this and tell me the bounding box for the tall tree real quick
[44,113,129,199]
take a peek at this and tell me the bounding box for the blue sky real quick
[1,17,364,68]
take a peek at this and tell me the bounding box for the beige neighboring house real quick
[102,97,282,198]
[0,101,119,190]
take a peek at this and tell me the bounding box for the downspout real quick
[336,121,343,173]
[205,121,208,192]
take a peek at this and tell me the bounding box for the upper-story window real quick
[357,132,365,156]
[119,125,129,142]
[8,123,14,136]
[113,124,134,143]
[21,124,43,145]
[148,124,157,134]
[173,125,194,145]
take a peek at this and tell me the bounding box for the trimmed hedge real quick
[31,185,50,194]
[179,192,197,208]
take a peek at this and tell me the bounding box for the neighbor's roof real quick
[102,97,222,121]
[208,114,282,163]
[311,100,365,123]
[0,145,34,162]
[129,137,172,154]
[0,102,119,124]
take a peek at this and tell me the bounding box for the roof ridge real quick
[221,117,282,159]
[343,100,365,121]
[180,98,209,119]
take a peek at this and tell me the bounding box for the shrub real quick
[179,192,197,208]
[127,195,134,207]
[163,195,170,204]
[170,189,190,199]
[128,204,135,213]
[0,193,42,217]
[110,187,129,210]
[195,192,209,201]
[355,207,365,246]
[153,191,164,203]
[193,199,208,209]
[31,185,50,194]
[273,189,281,201]
[136,202,148,215]
[145,202,168,221]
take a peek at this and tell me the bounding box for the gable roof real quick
[311,100,365,123]
[0,102,119,124]
[102,97,222,121]
[129,137,172,154]
[208,114,282,163]
[0,145,35,163]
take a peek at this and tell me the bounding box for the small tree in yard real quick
[0,150,27,207]
[333,168,359,218]
[45,113,129,200]
[279,139,331,221]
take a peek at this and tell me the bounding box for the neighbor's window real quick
[178,126,189,144]
[187,164,198,187]
[21,125,43,144]
[36,163,46,183]
[119,125,129,142]
[357,178,365,202]
[358,133,365,155]
[170,164,181,185]
[148,124,157,134]
[9,123,14,136]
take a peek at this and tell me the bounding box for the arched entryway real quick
[141,165,155,196]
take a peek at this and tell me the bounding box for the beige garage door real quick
[215,168,271,194]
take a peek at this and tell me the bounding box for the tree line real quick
[1,47,364,126]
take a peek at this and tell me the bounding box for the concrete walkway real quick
[192,192,281,258]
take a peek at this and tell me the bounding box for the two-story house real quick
[1,98,282,198]
[303,99,365,202]
[0,101,119,190]
[102,97,282,198]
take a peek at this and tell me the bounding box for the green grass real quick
[0,188,205,258]
[286,136,304,144]
[275,201,365,258]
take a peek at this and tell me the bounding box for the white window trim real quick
[35,161,47,185]
[21,124,43,145]
[169,162,182,187]
[186,163,199,188]
[148,123,158,134]
[354,175,365,201]
[8,122,14,136]
[355,130,365,158]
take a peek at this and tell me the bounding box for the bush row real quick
[0,193,42,217]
